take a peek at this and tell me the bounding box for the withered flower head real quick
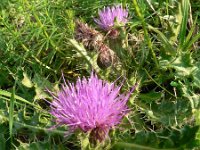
[75,20,104,50]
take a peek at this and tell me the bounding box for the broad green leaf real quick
[145,97,192,126]
[138,91,162,103]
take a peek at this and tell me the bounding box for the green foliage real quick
[114,125,199,149]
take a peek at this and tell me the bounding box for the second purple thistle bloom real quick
[95,5,129,31]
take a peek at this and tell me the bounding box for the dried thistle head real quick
[74,20,118,69]
[75,20,104,50]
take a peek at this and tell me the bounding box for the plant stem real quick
[133,0,159,68]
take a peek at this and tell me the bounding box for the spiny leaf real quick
[114,126,199,149]
[159,52,197,78]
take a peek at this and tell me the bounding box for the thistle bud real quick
[97,44,115,69]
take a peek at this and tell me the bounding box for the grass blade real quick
[184,17,197,44]
[182,17,200,51]
[9,85,15,145]
[183,33,200,51]
[148,25,176,55]
[179,0,190,49]
[0,89,42,110]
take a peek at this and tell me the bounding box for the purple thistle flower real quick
[49,72,135,142]
[94,5,128,31]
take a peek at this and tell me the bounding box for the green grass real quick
[1,0,200,149]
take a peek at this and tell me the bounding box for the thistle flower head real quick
[50,72,135,142]
[94,4,128,31]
